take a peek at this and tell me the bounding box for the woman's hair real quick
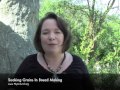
[34,12,72,53]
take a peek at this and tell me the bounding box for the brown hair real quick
[34,12,72,53]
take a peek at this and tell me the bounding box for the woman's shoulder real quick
[65,52,83,64]
[69,53,88,73]
[72,54,82,60]
[17,53,37,69]
[71,54,84,64]
[23,53,37,63]
[14,53,37,74]
[25,53,37,59]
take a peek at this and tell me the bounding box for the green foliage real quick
[39,0,120,74]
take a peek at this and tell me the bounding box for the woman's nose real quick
[48,33,55,40]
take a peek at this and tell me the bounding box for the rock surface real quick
[0,0,39,73]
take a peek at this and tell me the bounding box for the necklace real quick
[42,53,65,79]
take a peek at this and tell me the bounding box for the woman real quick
[12,12,94,90]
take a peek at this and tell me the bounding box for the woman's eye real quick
[55,31,61,34]
[56,32,60,33]
[42,32,48,34]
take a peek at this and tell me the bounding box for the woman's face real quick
[40,18,64,54]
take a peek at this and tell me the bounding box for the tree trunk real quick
[0,0,39,74]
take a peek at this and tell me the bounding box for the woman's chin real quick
[46,50,59,54]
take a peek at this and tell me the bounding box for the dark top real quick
[9,54,94,90]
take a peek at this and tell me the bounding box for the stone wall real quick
[0,0,39,73]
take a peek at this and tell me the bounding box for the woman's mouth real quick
[48,44,57,46]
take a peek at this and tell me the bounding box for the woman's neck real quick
[44,52,64,62]
[43,52,65,69]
